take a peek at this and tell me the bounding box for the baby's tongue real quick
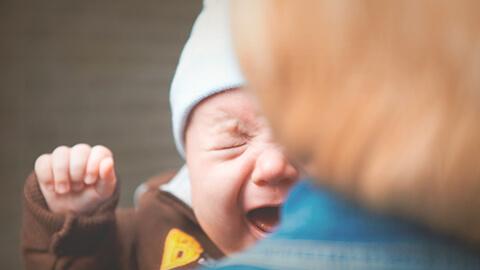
[247,206,280,233]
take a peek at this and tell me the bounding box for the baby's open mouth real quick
[246,206,280,234]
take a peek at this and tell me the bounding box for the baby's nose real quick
[252,147,299,187]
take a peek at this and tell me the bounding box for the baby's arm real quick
[21,144,134,270]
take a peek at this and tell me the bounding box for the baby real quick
[21,1,299,270]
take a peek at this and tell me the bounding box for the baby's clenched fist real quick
[34,144,117,215]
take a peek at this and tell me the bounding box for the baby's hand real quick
[34,144,117,215]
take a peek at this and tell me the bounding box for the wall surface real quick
[0,1,201,268]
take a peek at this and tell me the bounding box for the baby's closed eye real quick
[208,118,253,151]
[212,140,248,151]
[205,137,248,160]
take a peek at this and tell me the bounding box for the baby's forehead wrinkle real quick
[211,118,242,135]
[207,106,261,133]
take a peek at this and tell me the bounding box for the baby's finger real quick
[84,145,112,185]
[34,154,54,192]
[69,144,91,191]
[51,146,71,194]
[96,157,117,198]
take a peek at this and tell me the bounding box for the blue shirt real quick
[206,180,480,270]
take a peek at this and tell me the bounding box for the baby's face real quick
[185,89,299,254]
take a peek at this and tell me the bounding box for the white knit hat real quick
[170,0,245,158]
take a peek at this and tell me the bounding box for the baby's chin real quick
[217,232,259,255]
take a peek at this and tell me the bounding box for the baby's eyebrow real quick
[210,118,249,137]
[206,106,268,138]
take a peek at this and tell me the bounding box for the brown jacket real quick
[21,172,224,270]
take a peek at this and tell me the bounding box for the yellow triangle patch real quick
[160,228,204,270]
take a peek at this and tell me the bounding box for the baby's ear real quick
[180,97,205,157]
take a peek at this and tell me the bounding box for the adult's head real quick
[232,0,480,244]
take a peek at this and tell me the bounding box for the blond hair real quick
[233,0,480,243]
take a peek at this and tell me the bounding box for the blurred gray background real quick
[0,0,201,268]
